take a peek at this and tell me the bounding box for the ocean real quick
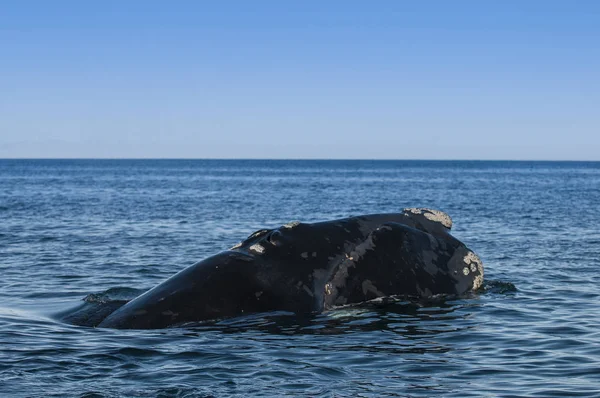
[0,159,599,397]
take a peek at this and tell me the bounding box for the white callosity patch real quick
[463,251,484,290]
[403,208,453,229]
[283,221,300,229]
[423,209,453,229]
[249,244,265,254]
[405,208,423,215]
[230,242,242,250]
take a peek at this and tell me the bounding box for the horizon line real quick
[1,157,599,162]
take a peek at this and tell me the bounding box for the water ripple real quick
[1,160,600,397]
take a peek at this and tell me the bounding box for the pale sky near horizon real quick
[1,1,598,160]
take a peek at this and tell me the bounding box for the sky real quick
[0,1,598,160]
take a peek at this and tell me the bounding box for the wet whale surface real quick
[72,208,485,329]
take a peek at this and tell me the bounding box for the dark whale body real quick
[97,208,484,329]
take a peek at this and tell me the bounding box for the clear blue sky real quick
[1,1,598,160]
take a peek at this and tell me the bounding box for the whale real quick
[94,208,484,329]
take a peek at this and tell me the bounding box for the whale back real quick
[98,252,277,329]
[95,210,483,329]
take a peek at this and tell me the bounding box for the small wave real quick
[39,236,59,242]
[483,280,518,294]
[24,291,83,299]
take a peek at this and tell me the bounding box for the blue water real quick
[1,159,599,397]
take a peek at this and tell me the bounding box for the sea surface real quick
[0,159,599,397]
